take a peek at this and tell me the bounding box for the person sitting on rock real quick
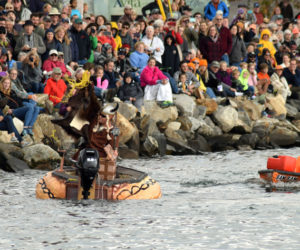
[174,61,200,90]
[206,61,241,97]
[270,65,291,101]
[140,57,173,107]
[282,58,300,98]
[118,73,144,110]
[198,59,217,99]
[0,92,29,147]
[44,67,67,108]
[0,76,39,139]
[237,69,254,97]
[90,65,109,99]
[257,63,271,96]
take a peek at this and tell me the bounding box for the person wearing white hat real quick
[43,49,71,77]
[44,67,67,107]
[49,7,61,30]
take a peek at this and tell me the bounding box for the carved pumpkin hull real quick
[36,166,162,200]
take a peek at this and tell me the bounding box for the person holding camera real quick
[141,26,164,66]
[21,51,44,93]
[84,23,98,63]
[97,25,117,53]
[115,48,133,77]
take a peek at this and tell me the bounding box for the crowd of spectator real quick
[0,0,299,146]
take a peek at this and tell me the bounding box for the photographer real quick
[85,23,98,63]
[115,48,133,77]
[141,26,164,66]
[21,51,44,93]
[97,25,117,53]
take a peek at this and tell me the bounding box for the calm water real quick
[1,148,300,249]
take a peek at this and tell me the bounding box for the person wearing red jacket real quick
[97,25,117,51]
[163,20,183,45]
[44,67,67,106]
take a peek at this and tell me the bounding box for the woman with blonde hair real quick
[54,26,73,64]
[0,76,39,138]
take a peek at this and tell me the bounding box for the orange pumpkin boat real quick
[259,155,300,184]
[36,149,161,200]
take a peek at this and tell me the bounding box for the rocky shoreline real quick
[1,93,300,171]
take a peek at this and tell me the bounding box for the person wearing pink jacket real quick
[42,49,71,77]
[140,57,173,105]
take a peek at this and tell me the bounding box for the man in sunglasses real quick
[119,21,134,52]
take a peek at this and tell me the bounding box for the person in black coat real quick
[118,73,143,110]
[258,48,275,76]
[70,18,91,65]
[162,34,180,77]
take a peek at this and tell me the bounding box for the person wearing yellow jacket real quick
[258,29,277,58]
[111,22,122,52]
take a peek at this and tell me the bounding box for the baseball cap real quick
[61,18,70,23]
[253,2,260,8]
[49,49,58,55]
[211,61,220,68]
[52,67,62,74]
[74,18,83,24]
[151,9,160,15]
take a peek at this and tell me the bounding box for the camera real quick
[29,57,34,62]
[91,28,96,34]
[118,48,126,55]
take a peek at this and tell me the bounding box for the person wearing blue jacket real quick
[204,0,229,21]
[129,41,149,75]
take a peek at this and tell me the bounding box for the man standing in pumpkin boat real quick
[52,70,120,180]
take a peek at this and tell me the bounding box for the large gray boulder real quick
[285,103,299,118]
[173,94,196,117]
[270,127,298,146]
[118,102,138,121]
[22,144,61,170]
[142,101,178,123]
[229,98,263,121]
[213,106,239,133]
[34,114,74,149]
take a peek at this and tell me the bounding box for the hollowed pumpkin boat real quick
[258,155,300,184]
[36,149,161,200]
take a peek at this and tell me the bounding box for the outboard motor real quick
[77,148,100,199]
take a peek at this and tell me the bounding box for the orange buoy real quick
[267,156,296,172]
